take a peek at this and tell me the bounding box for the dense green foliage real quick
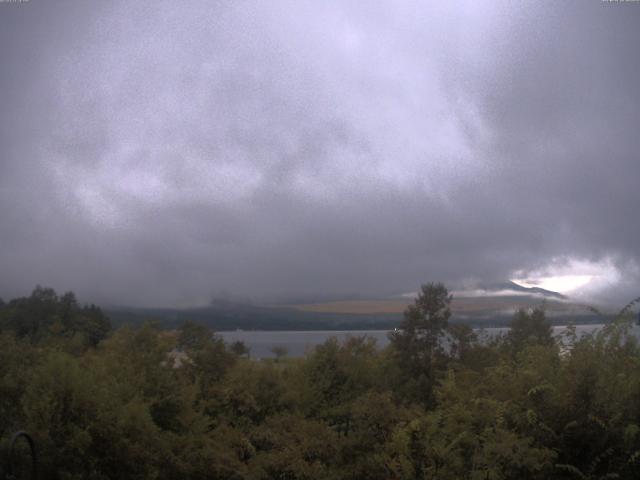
[0,286,111,348]
[1,285,640,479]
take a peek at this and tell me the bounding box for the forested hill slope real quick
[106,289,602,330]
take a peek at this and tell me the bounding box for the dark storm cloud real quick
[1,0,639,307]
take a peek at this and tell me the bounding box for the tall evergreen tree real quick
[507,307,553,351]
[389,282,452,406]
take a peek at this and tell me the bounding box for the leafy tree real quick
[303,336,380,426]
[0,333,39,439]
[248,414,341,479]
[230,340,250,357]
[389,282,452,406]
[447,323,477,362]
[0,286,58,340]
[270,345,288,362]
[508,308,554,351]
[339,391,415,479]
[76,304,111,347]
[0,287,111,347]
[177,320,211,351]
[176,321,236,405]
[22,351,167,479]
[216,361,292,428]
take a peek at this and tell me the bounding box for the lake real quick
[219,324,628,359]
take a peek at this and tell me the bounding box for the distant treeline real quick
[0,285,110,346]
[0,284,638,479]
[106,304,404,331]
[105,304,606,332]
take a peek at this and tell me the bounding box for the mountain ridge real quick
[486,281,568,300]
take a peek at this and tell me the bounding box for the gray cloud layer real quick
[1,1,639,307]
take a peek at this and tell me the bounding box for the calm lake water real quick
[219,324,632,359]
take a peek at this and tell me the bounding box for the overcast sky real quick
[1,0,639,307]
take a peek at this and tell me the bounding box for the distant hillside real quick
[105,302,403,331]
[485,281,567,300]
[287,294,584,317]
[106,282,604,331]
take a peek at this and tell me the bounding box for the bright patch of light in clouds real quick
[514,275,593,294]
[512,257,622,296]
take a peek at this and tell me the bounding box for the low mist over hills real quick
[106,280,601,331]
[479,281,568,300]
